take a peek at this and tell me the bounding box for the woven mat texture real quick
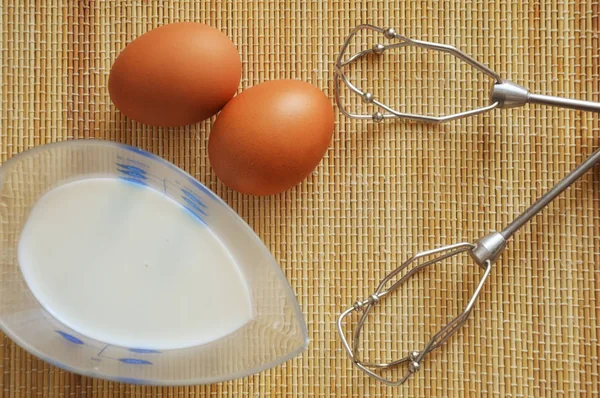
[0,1,599,396]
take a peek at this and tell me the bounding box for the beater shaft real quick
[470,145,600,267]
[492,81,600,113]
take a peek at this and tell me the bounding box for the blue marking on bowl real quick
[119,177,148,187]
[119,142,219,201]
[116,163,147,175]
[114,377,151,385]
[119,358,152,365]
[117,169,147,180]
[181,188,207,208]
[121,144,155,159]
[56,330,84,345]
[182,196,208,216]
[116,164,148,180]
[183,206,206,224]
[128,348,161,354]
[186,177,219,201]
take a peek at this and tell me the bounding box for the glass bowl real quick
[0,140,308,385]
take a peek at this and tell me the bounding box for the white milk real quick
[18,178,253,350]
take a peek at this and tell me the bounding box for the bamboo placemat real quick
[0,1,598,396]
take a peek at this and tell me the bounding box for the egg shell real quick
[109,22,241,127]
[208,80,334,196]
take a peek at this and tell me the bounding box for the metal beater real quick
[335,24,600,386]
[334,24,600,123]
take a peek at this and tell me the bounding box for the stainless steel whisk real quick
[335,24,600,386]
[334,24,600,123]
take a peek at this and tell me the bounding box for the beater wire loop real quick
[335,25,600,123]
[337,243,494,387]
[334,24,501,123]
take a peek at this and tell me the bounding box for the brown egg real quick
[208,80,334,196]
[109,22,241,127]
